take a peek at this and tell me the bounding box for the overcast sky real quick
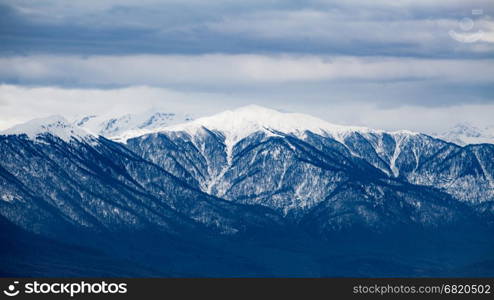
[0,0,493,133]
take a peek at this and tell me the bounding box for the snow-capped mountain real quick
[437,123,494,145]
[125,106,494,209]
[117,104,415,143]
[1,115,94,143]
[1,105,493,277]
[74,110,194,141]
[0,121,282,237]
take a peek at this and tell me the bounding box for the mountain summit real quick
[166,105,372,142]
[1,115,93,142]
[437,122,494,145]
[75,110,194,141]
[116,105,418,144]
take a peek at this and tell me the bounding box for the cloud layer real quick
[1,54,492,110]
[1,0,493,56]
[1,54,493,85]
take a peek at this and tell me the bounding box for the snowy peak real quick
[437,122,494,145]
[132,105,382,143]
[183,104,351,134]
[75,110,194,141]
[1,115,93,142]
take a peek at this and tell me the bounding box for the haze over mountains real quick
[436,123,494,146]
[1,105,493,277]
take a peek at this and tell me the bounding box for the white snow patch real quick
[389,134,408,177]
[1,193,15,202]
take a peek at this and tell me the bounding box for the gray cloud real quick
[0,54,492,109]
[1,54,492,84]
[1,0,493,57]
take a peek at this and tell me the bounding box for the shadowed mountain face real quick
[1,106,493,277]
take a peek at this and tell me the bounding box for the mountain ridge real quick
[0,115,94,143]
[110,105,421,144]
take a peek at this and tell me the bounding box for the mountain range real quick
[1,105,493,277]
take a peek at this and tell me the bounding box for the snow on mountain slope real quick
[121,105,422,181]
[0,115,94,143]
[123,105,494,209]
[75,110,194,141]
[1,104,493,275]
[436,123,494,145]
[116,105,417,143]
